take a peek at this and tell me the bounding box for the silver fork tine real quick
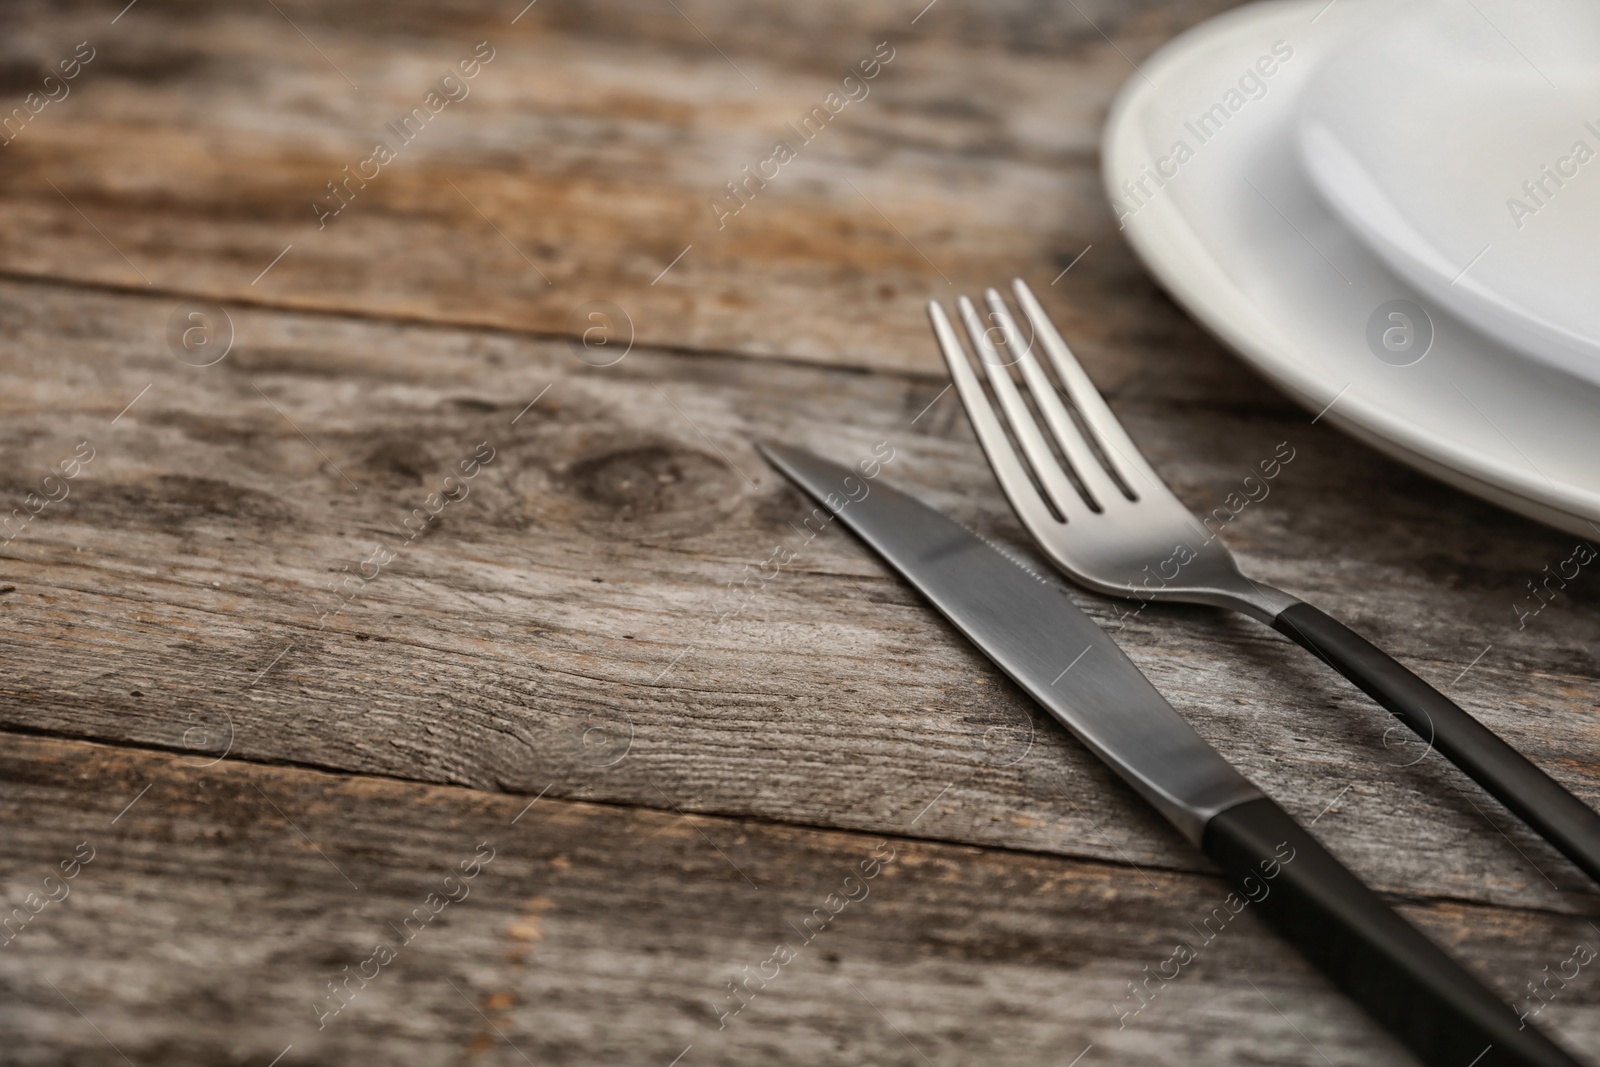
[927,300,1064,534]
[956,294,1089,521]
[1011,278,1165,495]
[982,288,1129,512]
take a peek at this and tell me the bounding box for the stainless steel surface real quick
[928,278,1300,624]
[756,441,1265,845]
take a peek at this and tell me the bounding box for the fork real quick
[930,278,1600,888]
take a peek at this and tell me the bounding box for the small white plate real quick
[1295,0,1600,384]
[1101,0,1600,537]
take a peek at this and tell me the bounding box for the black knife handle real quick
[1273,602,1600,888]
[1204,797,1580,1066]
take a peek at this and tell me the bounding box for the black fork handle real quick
[1273,602,1600,887]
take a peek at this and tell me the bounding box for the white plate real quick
[1101,0,1600,537]
[1295,0,1600,384]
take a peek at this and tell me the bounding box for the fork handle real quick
[1273,602,1600,887]
[1204,796,1582,1066]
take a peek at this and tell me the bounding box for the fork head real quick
[928,278,1295,623]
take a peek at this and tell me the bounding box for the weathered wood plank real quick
[1,278,1598,921]
[5,1,1596,1059]
[4,731,1600,1066]
[0,0,1240,375]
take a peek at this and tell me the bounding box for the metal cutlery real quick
[758,441,1580,1067]
[928,278,1600,890]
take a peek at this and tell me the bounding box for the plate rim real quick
[1100,0,1600,536]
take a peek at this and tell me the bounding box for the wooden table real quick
[3,1,1598,1063]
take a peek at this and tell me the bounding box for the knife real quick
[757,441,1582,1067]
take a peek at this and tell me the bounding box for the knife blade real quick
[762,441,1261,842]
[757,441,1582,1067]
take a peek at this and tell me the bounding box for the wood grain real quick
[4,731,1600,1067]
[3,1,1600,1061]
[0,0,1237,375]
[1,277,1597,924]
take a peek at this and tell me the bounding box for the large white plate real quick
[1101,0,1600,537]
